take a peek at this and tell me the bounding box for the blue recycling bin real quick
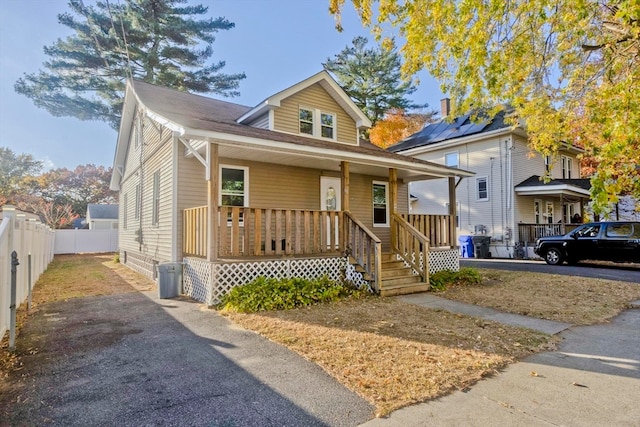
[458,235,474,258]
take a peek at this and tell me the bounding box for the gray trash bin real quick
[472,236,492,259]
[157,262,182,298]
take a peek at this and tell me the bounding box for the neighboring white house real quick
[388,101,590,258]
[86,204,119,230]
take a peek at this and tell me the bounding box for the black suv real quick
[534,222,640,265]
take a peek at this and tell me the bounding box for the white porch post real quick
[448,177,457,248]
[207,143,219,261]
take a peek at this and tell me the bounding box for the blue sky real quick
[0,0,444,171]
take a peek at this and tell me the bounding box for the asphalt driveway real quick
[1,289,374,426]
[461,258,640,284]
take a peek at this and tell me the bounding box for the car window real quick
[632,225,640,238]
[606,224,633,237]
[575,225,600,238]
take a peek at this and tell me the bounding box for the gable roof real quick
[111,77,474,190]
[388,110,515,153]
[87,204,119,220]
[236,70,372,129]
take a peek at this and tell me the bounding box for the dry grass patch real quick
[438,269,640,325]
[222,297,555,416]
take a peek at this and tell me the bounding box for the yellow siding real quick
[273,83,358,144]
[118,115,175,265]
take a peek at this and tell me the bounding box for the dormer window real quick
[299,107,336,140]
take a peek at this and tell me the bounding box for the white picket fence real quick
[1,206,55,341]
[54,228,118,254]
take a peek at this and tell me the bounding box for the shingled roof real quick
[118,79,474,178]
[515,175,591,191]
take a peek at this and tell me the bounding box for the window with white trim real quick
[372,181,389,226]
[220,166,248,207]
[544,155,552,175]
[534,199,542,224]
[445,152,459,168]
[546,201,554,224]
[320,112,335,139]
[123,194,128,229]
[152,171,160,226]
[476,177,489,201]
[562,156,572,179]
[299,108,313,135]
[299,107,336,140]
[134,184,141,220]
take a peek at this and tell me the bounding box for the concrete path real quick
[398,293,571,335]
[2,290,374,426]
[361,299,640,427]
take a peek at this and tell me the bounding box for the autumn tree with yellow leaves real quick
[330,0,639,213]
[369,108,436,148]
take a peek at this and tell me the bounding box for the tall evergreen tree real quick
[15,0,246,129]
[323,36,421,126]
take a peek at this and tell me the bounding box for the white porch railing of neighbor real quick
[1,206,55,342]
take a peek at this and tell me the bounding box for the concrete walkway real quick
[360,298,640,427]
[397,294,571,335]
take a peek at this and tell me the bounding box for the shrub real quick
[219,276,364,313]
[113,252,120,263]
[429,267,481,291]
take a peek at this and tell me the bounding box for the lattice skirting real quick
[428,249,460,273]
[183,256,368,305]
[121,250,157,280]
[398,249,460,276]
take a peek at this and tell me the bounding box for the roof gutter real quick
[183,127,474,179]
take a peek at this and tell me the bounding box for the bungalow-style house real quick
[109,71,473,303]
[86,204,119,230]
[388,100,590,258]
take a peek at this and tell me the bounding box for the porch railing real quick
[400,214,453,248]
[183,206,344,258]
[391,213,429,283]
[518,223,580,243]
[344,212,382,292]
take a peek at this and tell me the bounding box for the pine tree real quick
[323,36,422,126]
[15,0,246,129]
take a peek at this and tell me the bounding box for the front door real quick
[320,177,341,246]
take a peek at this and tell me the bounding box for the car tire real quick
[544,247,563,265]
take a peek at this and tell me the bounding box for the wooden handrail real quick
[344,211,382,292]
[391,213,429,283]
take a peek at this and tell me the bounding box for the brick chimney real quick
[440,98,451,117]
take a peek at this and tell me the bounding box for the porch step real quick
[379,253,430,297]
[380,281,430,297]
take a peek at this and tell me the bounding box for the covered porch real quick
[178,139,471,303]
[515,175,591,245]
